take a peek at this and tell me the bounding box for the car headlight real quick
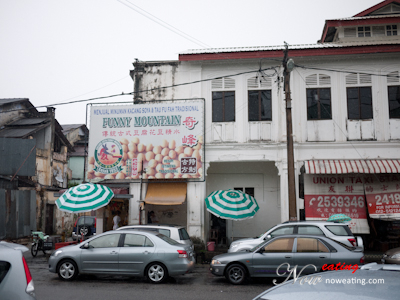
[390,253,400,259]
[52,250,63,257]
[230,242,241,249]
[211,259,221,265]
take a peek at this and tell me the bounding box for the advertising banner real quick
[87,99,204,181]
[365,174,400,220]
[304,174,370,234]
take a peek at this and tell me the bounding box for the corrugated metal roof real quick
[180,40,400,55]
[0,98,30,105]
[61,124,85,134]
[327,14,400,21]
[10,118,49,126]
[0,128,38,138]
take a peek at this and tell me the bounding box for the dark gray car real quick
[211,234,364,285]
[253,263,400,300]
[49,230,195,283]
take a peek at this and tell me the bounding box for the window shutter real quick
[346,73,358,85]
[319,74,331,86]
[247,76,272,88]
[247,77,259,89]
[388,71,399,83]
[359,74,372,84]
[212,78,223,89]
[344,27,356,37]
[373,26,385,36]
[224,78,235,89]
[306,74,318,86]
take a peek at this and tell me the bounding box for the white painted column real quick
[187,181,206,240]
[276,161,290,222]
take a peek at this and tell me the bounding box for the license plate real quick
[43,242,53,250]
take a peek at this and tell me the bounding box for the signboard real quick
[87,100,204,181]
[365,174,400,220]
[304,174,369,234]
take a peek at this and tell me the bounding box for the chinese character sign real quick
[304,175,370,234]
[86,100,205,181]
[365,174,400,219]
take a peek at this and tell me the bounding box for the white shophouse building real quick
[96,1,400,246]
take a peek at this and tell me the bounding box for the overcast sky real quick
[0,0,380,126]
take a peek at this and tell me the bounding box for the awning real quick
[145,182,187,205]
[304,159,400,174]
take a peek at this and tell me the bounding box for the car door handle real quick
[110,251,118,255]
[285,256,292,258]
[143,251,150,254]
[319,256,327,258]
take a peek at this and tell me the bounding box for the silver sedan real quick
[49,230,195,283]
[210,234,364,285]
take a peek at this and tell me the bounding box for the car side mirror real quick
[82,243,90,249]
[258,247,265,254]
[264,235,271,240]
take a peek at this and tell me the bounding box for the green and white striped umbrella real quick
[205,189,259,220]
[327,213,352,223]
[56,183,114,213]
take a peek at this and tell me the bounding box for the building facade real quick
[92,1,400,249]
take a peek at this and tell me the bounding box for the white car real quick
[228,221,363,253]
[117,224,194,250]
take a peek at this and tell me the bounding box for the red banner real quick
[365,175,400,219]
[304,175,369,234]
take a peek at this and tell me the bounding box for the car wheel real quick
[57,259,78,281]
[226,264,246,285]
[31,243,38,257]
[79,226,89,237]
[146,262,168,283]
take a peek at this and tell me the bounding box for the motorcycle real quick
[31,231,52,257]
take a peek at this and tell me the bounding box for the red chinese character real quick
[126,131,132,136]
[365,186,374,192]
[133,130,140,136]
[157,129,163,135]
[182,116,198,129]
[102,131,108,137]
[110,131,116,137]
[166,129,172,135]
[381,185,388,191]
[150,129,156,135]
[182,134,198,147]
[345,186,354,193]
[141,130,147,136]
[328,186,336,193]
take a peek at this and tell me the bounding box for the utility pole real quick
[283,43,297,220]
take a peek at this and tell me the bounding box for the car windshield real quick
[77,217,95,226]
[156,234,180,245]
[257,226,274,238]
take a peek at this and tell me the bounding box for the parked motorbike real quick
[31,231,52,257]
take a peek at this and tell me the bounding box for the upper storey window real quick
[212,77,235,122]
[247,76,272,121]
[305,74,332,120]
[388,71,400,119]
[346,73,373,120]
[344,24,399,38]
[387,25,398,36]
[358,26,371,37]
